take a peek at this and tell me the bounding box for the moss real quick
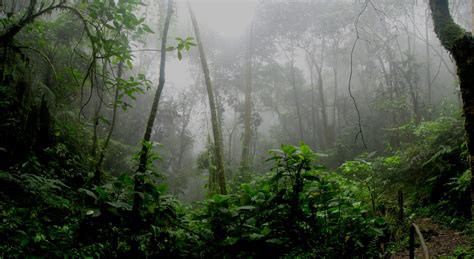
[430,0,465,51]
[430,0,474,219]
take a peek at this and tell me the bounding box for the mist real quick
[1,0,473,257]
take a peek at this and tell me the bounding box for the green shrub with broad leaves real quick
[187,143,387,258]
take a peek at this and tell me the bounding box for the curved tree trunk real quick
[429,0,473,219]
[136,0,173,175]
[131,0,174,254]
[95,61,123,184]
[188,2,227,195]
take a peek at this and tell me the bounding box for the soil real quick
[392,218,468,258]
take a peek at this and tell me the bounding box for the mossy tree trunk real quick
[429,0,474,219]
[188,2,227,195]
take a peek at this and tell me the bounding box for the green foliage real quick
[175,37,197,60]
[0,145,84,256]
[1,110,470,257]
[188,143,387,258]
[398,115,471,219]
[0,2,471,257]
[0,137,390,257]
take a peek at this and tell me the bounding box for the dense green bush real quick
[0,109,470,257]
[184,144,388,258]
[0,141,388,257]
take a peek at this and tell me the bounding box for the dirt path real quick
[392,218,467,258]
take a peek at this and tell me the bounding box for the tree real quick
[303,38,330,149]
[188,2,227,195]
[241,26,253,170]
[94,61,123,183]
[132,0,173,254]
[429,0,474,218]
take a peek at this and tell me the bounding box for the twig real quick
[17,45,58,85]
[348,0,369,149]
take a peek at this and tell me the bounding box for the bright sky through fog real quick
[165,0,261,93]
[182,0,259,39]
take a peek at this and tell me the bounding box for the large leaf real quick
[106,201,132,211]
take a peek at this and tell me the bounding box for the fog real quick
[96,0,470,200]
[2,0,471,200]
[2,0,474,256]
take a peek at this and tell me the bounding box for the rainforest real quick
[1,0,473,257]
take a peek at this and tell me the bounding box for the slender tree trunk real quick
[136,0,173,174]
[316,66,329,149]
[406,15,421,123]
[251,127,258,164]
[131,0,173,254]
[331,38,340,144]
[189,2,227,195]
[332,60,338,144]
[176,127,186,172]
[228,128,233,163]
[176,93,192,172]
[307,55,318,148]
[241,25,253,170]
[425,8,432,117]
[91,72,101,157]
[273,93,292,141]
[304,42,328,149]
[95,61,123,183]
[227,112,237,165]
[289,45,304,142]
[429,0,474,219]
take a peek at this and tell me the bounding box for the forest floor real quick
[393,218,468,258]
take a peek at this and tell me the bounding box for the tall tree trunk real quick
[289,45,304,142]
[136,0,173,173]
[176,93,193,172]
[406,11,421,123]
[189,2,227,195]
[227,111,238,165]
[241,26,253,170]
[95,61,123,184]
[472,0,474,34]
[307,55,318,148]
[303,40,329,149]
[332,57,338,145]
[425,8,432,117]
[316,66,329,149]
[131,0,173,254]
[228,127,233,163]
[206,134,219,195]
[251,127,258,164]
[91,72,101,158]
[429,0,473,219]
